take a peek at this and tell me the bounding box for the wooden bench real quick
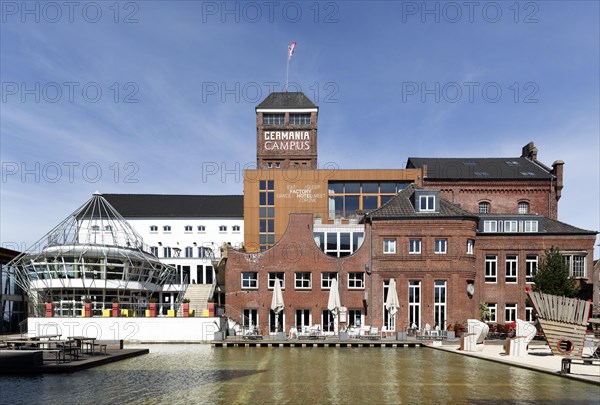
[560,357,600,374]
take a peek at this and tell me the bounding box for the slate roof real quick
[406,157,553,180]
[542,217,596,235]
[367,185,478,220]
[256,92,317,110]
[102,194,244,218]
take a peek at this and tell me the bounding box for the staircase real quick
[178,284,214,316]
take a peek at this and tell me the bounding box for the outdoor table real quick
[69,336,97,355]
[32,334,62,341]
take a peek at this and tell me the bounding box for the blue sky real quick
[1,1,599,256]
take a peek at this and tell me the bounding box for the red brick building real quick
[219,92,597,335]
[223,185,596,333]
[407,142,564,219]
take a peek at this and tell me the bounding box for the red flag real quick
[288,41,297,61]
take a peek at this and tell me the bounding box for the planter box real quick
[339,331,349,341]
[447,331,455,340]
[397,332,407,341]
[214,331,225,341]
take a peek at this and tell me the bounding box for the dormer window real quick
[419,195,435,212]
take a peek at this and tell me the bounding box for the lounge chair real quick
[461,319,489,352]
[505,319,536,357]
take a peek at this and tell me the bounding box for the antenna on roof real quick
[285,41,296,92]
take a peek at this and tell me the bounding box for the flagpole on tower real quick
[285,41,296,92]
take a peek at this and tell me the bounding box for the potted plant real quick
[182,298,190,317]
[45,297,53,318]
[83,297,92,317]
[454,322,465,338]
[447,322,455,340]
[148,298,158,317]
[112,297,120,317]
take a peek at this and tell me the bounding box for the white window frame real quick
[383,238,396,254]
[505,304,517,323]
[563,254,586,278]
[479,202,490,214]
[321,272,337,289]
[163,247,172,258]
[433,280,447,330]
[348,272,365,289]
[518,202,529,214]
[525,304,534,322]
[526,254,537,283]
[408,281,421,328]
[241,272,258,289]
[184,225,193,232]
[219,225,227,232]
[419,195,435,212]
[485,255,497,283]
[295,272,312,289]
[504,221,518,233]
[268,272,285,289]
[197,225,206,232]
[467,239,474,255]
[163,225,171,232]
[150,225,158,232]
[524,220,538,232]
[487,303,497,322]
[184,246,193,258]
[434,239,447,254]
[505,255,518,284]
[483,220,497,233]
[150,246,158,256]
[409,239,421,254]
[232,225,241,232]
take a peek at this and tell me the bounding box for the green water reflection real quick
[1,345,598,404]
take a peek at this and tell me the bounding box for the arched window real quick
[518,201,529,214]
[479,202,490,214]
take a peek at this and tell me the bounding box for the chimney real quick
[521,141,538,161]
[552,160,564,200]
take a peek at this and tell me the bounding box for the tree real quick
[532,247,579,297]
[479,302,491,322]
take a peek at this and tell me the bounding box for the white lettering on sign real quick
[264,141,310,150]
[264,131,310,140]
[276,184,325,203]
[263,131,311,151]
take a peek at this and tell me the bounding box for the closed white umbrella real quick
[385,279,400,317]
[328,278,341,333]
[270,278,284,332]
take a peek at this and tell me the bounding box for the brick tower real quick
[255,92,318,169]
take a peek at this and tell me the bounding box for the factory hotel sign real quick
[263,130,311,150]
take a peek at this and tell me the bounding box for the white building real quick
[103,194,244,287]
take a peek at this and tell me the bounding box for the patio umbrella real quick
[327,278,341,332]
[385,278,399,317]
[270,278,284,332]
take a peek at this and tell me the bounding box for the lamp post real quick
[365,264,372,325]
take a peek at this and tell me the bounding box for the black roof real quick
[256,92,317,110]
[368,185,478,220]
[541,217,597,235]
[102,194,244,218]
[407,157,553,180]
